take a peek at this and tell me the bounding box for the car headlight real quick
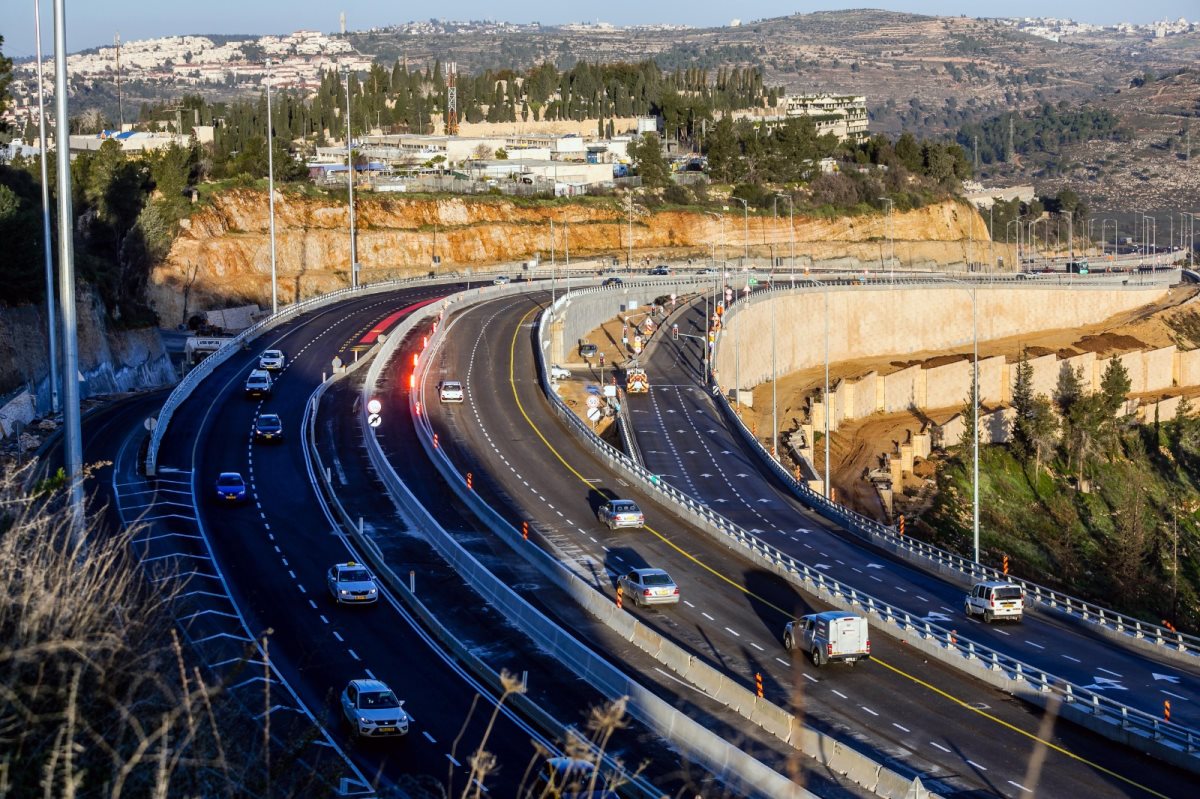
[368,588,377,594]
[339,589,349,595]
[359,716,371,724]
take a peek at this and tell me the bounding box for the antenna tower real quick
[446,62,459,136]
[115,33,123,129]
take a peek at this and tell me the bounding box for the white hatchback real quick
[439,380,465,403]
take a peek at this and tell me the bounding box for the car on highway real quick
[214,472,247,503]
[965,580,1025,623]
[340,678,410,738]
[578,342,598,358]
[493,275,511,285]
[327,562,379,604]
[258,349,286,371]
[244,369,273,398]
[618,568,679,607]
[596,499,644,530]
[649,264,670,275]
[438,380,465,403]
[253,413,284,442]
[783,611,871,667]
[537,756,618,799]
[548,364,572,381]
[601,277,624,287]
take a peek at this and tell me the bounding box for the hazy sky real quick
[3,1,1196,58]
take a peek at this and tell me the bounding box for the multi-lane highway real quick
[643,294,1200,726]
[414,288,1199,798]
[106,287,574,796]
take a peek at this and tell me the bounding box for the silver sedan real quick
[618,568,679,607]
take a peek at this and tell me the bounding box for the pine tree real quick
[1010,350,1035,459]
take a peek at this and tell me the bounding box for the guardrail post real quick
[1155,628,1165,646]
[1064,683,1074,703]
[990,652,1000,671]
[409,570,415,594]
[967,641,976,660]
[1135,621,1145,639]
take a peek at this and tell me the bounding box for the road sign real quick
[587,407,602,423]
[367,413,382,428]
[143,416,157,432]
[586,395,601,409]
[367,398,382,414]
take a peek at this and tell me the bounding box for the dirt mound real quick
[1072,332,1147,354]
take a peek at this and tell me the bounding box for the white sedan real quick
[439,380,465,403]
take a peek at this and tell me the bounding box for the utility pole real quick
[266,60,278,315]
[344,66,358,288]
[626,194,633,271]
[53,0,84,530]
[733,198,749,261]
[34,0,59,413]
[973,135,978,173]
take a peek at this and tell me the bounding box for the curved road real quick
[419,289,1198,798]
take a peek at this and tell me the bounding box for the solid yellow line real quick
[505,302,1168,798]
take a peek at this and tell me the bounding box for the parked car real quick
[258,349,285,371]
[602,277,624,287]
[327,562,379,604]
[618,568,679,607]
[784,611,870,667]
[578,342,598,358]
[214,472,247,503]
[244,369,273,398]
[493,275,511,285]
[597,499,644,530]
[340,679,410,737]
[438,380,465,403]
[548,364,572,381]
[253,413,284,442]
[965,581,1025,623]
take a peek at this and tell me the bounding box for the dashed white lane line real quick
[750,642,765,651]
[1008,781,1032,794]
[447,754,461,767]
[930,741,951,753]
[1162,690,1188,700]
[423,731,437,744]
[831,690,848,699]
[915,595,929,602]
[724,627,741,637]
[966,760,987,772]
[775,657,789,667]
[288,570,296,579]
[308,600,318,609]
[1098,667,1123,678]
[683,600,695,607]
[297,584,306,594]
[1025,641,1045,649]
[1062,654,1081,663]
[702,612,715,621]
[348,649,360,661]
[320,615,330,625]
[892,723,910,733]
[274,546,281,553]
[862,706,879,716]
[333,631,344,642]
[281,558,288,566]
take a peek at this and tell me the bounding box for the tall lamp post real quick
[878,197,894,282]
[52,0,84,528]
[344,66,358,289]
[34,0,59,413]
[970,286,979,564]
[1184,212,1197,270]
[732,197,749,263]
[775,194,795,286]
[626,193,634,271]
[265,59,278,315]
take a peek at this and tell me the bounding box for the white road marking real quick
[802,673,818,683]
[333,632,344,642]
[446,754,461,767]
[750,642,764,651]
[725,627,741,637]
[348,649,360,661]
[1098,667,1123,678]
[320,615,329,625]
[966,760,987,772]
[831,690,848,699]
[423,731,437,744]
[702,612,715,621]
[308,600,317,609]
[1162,690,1188,700]
[776,658,789,667]
[861,706,879,716]
[1008,781,1032,794]
[1025,641,1045,650]
[893,723,910,733]
[930,741,951,753]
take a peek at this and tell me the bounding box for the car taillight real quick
[673,587,679,594]
[643,589,652,596]
[866,639,871,653]
[826,643,833,656]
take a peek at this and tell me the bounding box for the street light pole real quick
[265,59,278,315]
[972,286,980,565]
[824,281,830,498]
[775,194,795,285]
[52,0,84,529]
[733,197,749,262]
[627,193,633,272]
[34,0,59,413]
[344,66,358,289]
[770,293,778,460]
[878,198,894,282]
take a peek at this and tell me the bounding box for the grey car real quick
[618,568,679,607]
[340,678,410,737]
[597,499,644,530]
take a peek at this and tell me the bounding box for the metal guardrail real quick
[721,281,1200,664]
[536,283,1200,774]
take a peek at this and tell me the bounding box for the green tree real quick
[629,132,670,189]
[705,116,738,183]
[1010,351,1035,458]
[1099,357,1132,418]
[1054,363,1084,418]
[0,35,12,128]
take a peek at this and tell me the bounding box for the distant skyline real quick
[3,1,1196,59]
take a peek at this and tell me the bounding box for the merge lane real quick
[642,298,1200,726]
[425,293,1197,798]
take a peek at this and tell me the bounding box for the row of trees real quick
[956,101,1125,165]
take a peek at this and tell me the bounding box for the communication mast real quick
[115,33,123,129]
[446,62,458,136]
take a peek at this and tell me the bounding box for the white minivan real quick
[784,611,870,667]
[965,580,1025,623]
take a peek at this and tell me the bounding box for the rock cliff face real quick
[0,290,175,438]
[150,189,1005,322]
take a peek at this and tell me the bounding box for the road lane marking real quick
[930,742,951,753]
[832,690,847,699]
[333,632,344,642]
[893,723,910,733]
[348,649,360,661]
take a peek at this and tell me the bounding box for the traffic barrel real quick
[466,472,473,490]
[1003,554,1010,575]
[755,672,764,698]
[615,585,623,610]
[1165,700,1172,722]
[522,521,529,541]
[898,514,905,537]
[433,433,439,449]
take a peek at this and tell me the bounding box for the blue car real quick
[215,472,247,503]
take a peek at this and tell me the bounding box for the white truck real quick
[784,611,870,667]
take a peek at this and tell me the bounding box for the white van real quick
[784,611,870,666]
[965,581,1025,623]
